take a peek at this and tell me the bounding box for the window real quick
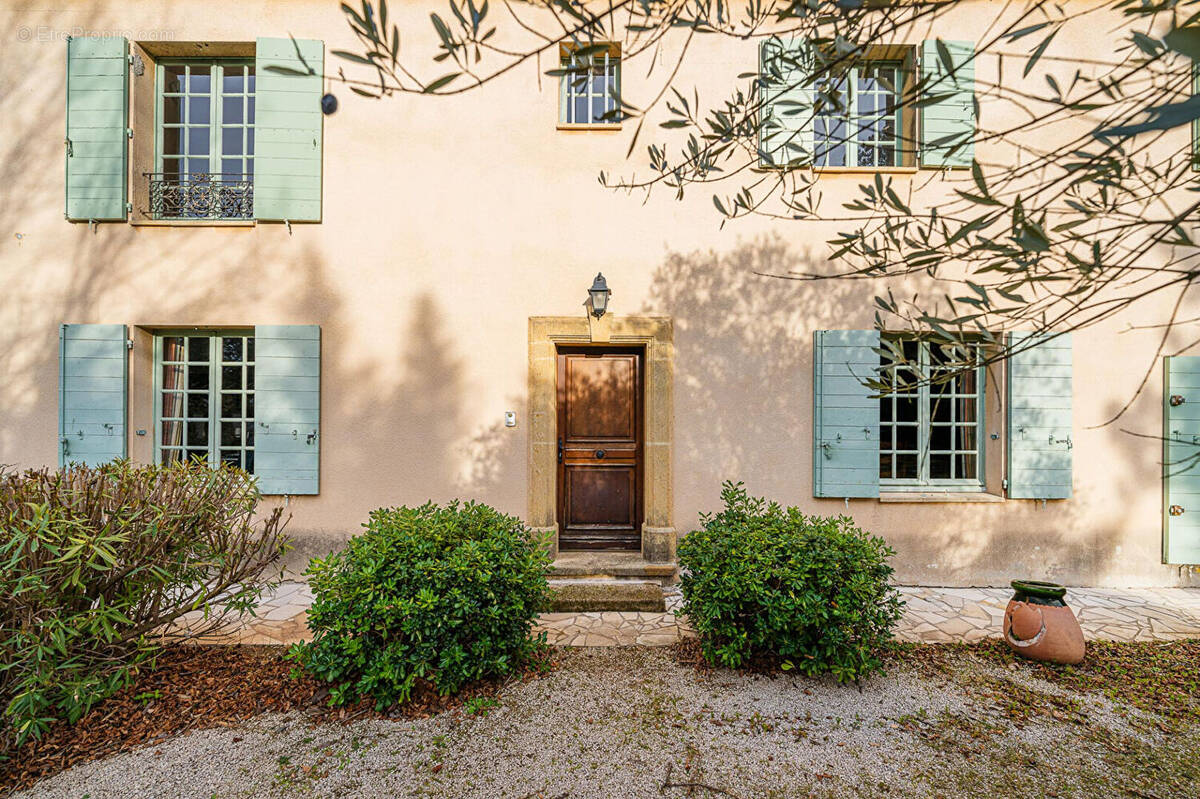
[559,45,620,126]
[879,338,984,488]
[156,333,255,472]
[151,60,255,219]
[814,62,903,168]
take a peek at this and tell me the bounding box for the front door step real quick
[549,551,678,586]
[548,581,666,613]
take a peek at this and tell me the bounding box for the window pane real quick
[896,397,918,422]
[930,425,951,450]
[245,451,254,474]
[896,453,918,478]
[897,425,918,450]
[930,453,951,479]
[245,424,255,446]
[222,126,243,155]
[246,338,255,361]
[164,65,186,93]
[188,127,210,156]
[162,127,182,155]
[931,397,952,423]
[247,127,255,155]
[187,449,209,463]
[956,397,978,423]
[247,98,256,126]
[956,454,978,480]
[161,392,184,418]
[221,421,242,447]
[223,96,244,125]
[163,96,183,125]
[221,393,241,417]
[187,336,209,362]
[223,70,245,94]
[880,426,893,449]
[161,364,184,391]
[223,337,244,362]
[188,364,209,390]
[189,69,211,94]
[161,420,183,446]
[246,394,255,418]
[246,366,254,390]
[187,393,209,418]
[955,425,977,451]
[187,157,210,176]
[188,96,211,125]
[879,454,892,479]
[162,448,184,464]
[187,421,209,447]
[220,449,242,467]
[222,365,242,390]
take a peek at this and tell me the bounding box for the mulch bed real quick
[0,644,554,795]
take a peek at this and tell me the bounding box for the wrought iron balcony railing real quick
[145,172,253,220]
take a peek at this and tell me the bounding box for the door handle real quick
[558,438,563,463]
[594,449,606,459]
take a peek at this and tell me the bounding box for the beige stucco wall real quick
[1,0,1197,586]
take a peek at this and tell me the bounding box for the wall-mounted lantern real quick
[588,273,612,319]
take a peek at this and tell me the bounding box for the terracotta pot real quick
[1002,580,1085,665]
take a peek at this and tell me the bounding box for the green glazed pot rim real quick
[1011,579,1067,599]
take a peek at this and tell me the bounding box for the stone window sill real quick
[879,491,1004,504]
[557,123,623,132]
[131,219,256,227]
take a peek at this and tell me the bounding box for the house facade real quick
[2,0,1198,587]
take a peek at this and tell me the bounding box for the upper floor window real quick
[559,44,621,127]
[815,62,903,168]
[152,60,255,220]
[156,333,256,472]
[879,337,984,488]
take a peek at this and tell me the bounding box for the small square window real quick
[560,45,621,127]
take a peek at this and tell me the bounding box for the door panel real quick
[558,347,643,550]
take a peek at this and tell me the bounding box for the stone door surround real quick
[528,315,675,562]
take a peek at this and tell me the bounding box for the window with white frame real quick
[152,60,255,219]
[814,61,903,168]
[879,337,984,488]
[156,333,255,472]
[559,46,620,126]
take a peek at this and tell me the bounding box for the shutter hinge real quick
[127,128,133,139]
[1002,478,1009,491]
[126,338,134,350]
[64,137,73,157]
[125,202,133,214]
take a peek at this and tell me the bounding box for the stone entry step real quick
[548,581,666,613]
[549,551,678,586]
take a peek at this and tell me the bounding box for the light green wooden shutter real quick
[65,36,128,221]
[919,39,975,168]
[59,324,127,466]
[254,38,324,222]
[813,330,880,498]
[1006,333,1072,499]
[759,38,814,168]
[1163,356,1200,563]
[254,325,320,494]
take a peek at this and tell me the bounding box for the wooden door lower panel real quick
[560,465,639,549]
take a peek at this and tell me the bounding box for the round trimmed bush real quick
[289,500,551,708]
[678,482,903,682]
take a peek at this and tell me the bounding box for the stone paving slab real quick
[187,582,1200,647]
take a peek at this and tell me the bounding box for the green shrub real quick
[289,500,551,708]
[678,482,903,682]
[0,461,288,748]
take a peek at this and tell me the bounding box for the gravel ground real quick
[15,646,1194,799]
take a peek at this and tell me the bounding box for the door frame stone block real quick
[528,315,675,562]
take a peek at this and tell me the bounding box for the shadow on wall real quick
[643,234,860,533]
[640,234,1163,585]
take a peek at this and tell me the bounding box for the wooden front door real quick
[557,346,643,550]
